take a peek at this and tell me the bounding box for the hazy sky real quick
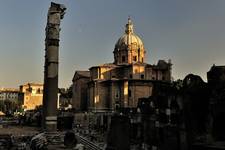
[1,0,225,88]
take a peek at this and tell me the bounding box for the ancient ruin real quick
[43,2,66,131]
[1,2,225,150]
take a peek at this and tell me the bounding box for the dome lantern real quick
[125,17,134,34]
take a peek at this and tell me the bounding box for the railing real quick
[76,134,104,150]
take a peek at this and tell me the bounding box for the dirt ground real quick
[0,125,40,136]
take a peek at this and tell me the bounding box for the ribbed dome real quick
[115,33,144,50]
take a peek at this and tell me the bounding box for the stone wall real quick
[72,77,89,111]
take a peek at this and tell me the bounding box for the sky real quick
[1,0,225,88]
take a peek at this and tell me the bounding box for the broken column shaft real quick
[43,2,66,131]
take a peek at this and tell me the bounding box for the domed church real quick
[72,18,172,111]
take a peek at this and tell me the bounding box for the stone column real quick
[43,2,66,131]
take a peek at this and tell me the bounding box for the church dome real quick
[115,18,144,50]
[115,33,144,50]
[113,18,146,65]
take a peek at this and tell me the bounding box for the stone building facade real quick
[72,18,172,112]
[72,71,90,111]
[19,83,44,110]
[0,88,19,102]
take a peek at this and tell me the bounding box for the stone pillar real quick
[43,2,66,131]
